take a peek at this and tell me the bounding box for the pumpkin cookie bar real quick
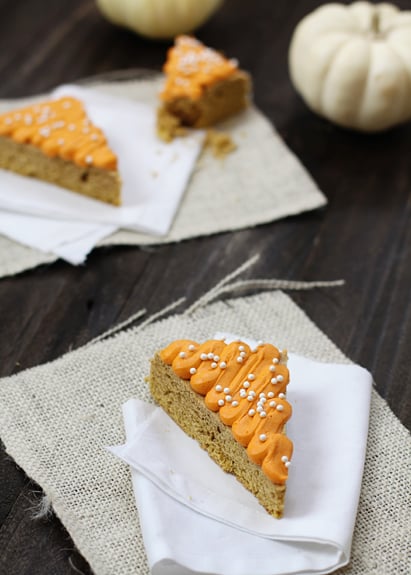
[157,36,251,141]
[149,337,293,518]
[0,96,121,205]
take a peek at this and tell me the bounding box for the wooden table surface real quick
[0,0,410,573]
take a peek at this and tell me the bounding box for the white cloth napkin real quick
[109,341,372,575]
[0,85,203,263]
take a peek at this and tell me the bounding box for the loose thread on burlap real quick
[134,297,186,334]
[86,297,186,346]
[183,254,261,316]
[84,308,147,348]
[87,254,344,345]
[30,493,54,520]
[184,277,345,316]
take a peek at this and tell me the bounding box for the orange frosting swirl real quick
[160,35,238,101]
[160,338,293,485]
[0,97,117,170]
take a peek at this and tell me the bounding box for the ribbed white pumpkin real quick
[289,2,411,132]
[96,0,224,40]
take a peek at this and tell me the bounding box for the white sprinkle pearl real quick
[269,365,276,372]
[85,155,93,165]
[220,361,227,369]
[211,362,217,369]
[218,399,225,407]
[179,352,186,358]
[207,353,214,359]
[243,381,250,388]
[277,375,284,382]
[249,390,256,397]
[248,409,255,416]
[188,345,196,351]
[260,411,267,418]
[240,390,247,398]
[257,406,263,413]
[267,392,275,398]
[248,374,255,381]
[271,377,278,384]
[278,393,286,399]
[213,355,220,362]
[215,385,222,392]
[189,367,197,375]
[281,456,289,463]
[273,358,279,364]
[236,356,243,363]
[232,401,239,407]
[223,387,230,394]
[276,404,284,412]
[285,461,291,468]
[269,401,276,407]
[226,395,232,402]
[239,345,245,352]
[259,434,267,441]
[240,351,246,357]
[200,353,207,360]
[247,395,254,402]
[259,392,266,399]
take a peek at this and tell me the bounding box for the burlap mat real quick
[0,72,326,278]
[0,284,409,575]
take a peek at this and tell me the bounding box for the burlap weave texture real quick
[0,290,409,575]
[0,74,326,278]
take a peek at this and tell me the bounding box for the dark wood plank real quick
[0,0,410,573]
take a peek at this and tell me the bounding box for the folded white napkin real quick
[109,338,372,575]
[0,85,203,263]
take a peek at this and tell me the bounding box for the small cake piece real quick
[157,36,251,140]
[0,96,121,205]
[149,338,293,518]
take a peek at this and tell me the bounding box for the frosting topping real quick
[160,338,293,485]
[160,35,239,101]
[0,97,117,170]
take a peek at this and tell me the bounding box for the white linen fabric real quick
[0,84,203,262]
[0,290,408,575]
[110,348,372,575]
[0,74,327,275]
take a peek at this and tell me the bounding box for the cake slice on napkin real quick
[0,96,121,205]
[157,35,251,141]
[149,337,293,518]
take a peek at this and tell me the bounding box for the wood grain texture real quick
[0,0,410,573]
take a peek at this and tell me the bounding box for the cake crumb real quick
[204,129,237,159]
[157,106,188,142]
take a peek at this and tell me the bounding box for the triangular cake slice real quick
[149,337,293,518]
[0,96,121,205]
[157,36,251,141]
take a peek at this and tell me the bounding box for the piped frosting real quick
[0,97,117,170]
[160,338,293,485]
[160,35,239,101]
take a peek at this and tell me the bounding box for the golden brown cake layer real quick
[0,135,121,205]
[149,350,288,518]
[160,70,251,130]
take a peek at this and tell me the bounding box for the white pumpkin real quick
[96,0,224,40]
[289,2,411,132]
